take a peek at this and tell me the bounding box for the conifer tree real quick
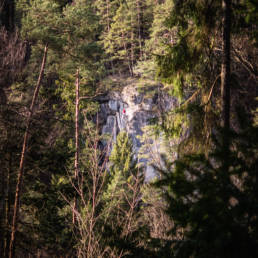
[135,0,172,79]
[103,0,153,75]
[102,131,147,255]
[156,115,258,257]
[7,0,103,255]
[104,131,138,221]
[0,26,26,258]
[155,0,257,153]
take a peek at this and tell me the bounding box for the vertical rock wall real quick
[99,80,177,180]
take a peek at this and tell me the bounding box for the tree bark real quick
[75,69,79,178]
[9,44,48,258]
[221,0,231,168]
[136,0,142,59]
[221,0,231,132]
[73,69,79,224]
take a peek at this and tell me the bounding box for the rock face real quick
[99,79,177,180]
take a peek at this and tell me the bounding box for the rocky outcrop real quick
[98,78,177,180]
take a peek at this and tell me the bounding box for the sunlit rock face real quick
[99,79,177,181]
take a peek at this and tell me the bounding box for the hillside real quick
[0,0,258,257]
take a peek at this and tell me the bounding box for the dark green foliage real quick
[1,0,257,256]
[156,115,258,257]
[157,0,220,88]
[102,132,152,256]
[103,131,141,225]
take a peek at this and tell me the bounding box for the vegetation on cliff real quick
[0,0,257,257]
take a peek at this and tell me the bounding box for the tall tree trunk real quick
[221,0,231,169]
[130,12,135,72]
[221,0,231,131]
[9,44,48,258]
[122,32,133,76]
[105,0,115,75]
[75,69,79,179]
[136,0,142,59]
[73,69,80,224]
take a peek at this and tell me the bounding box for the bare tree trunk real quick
[105,0,115,75]
[130,13,135,73]
[136,0,142,59]
[221,0,231,170]
[121,32,133,76]
[75,69,79,179]
[73,69,80,224]
[221,0,231,131]
[9,44,48,258]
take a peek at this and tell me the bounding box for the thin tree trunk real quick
[221,0,231,131]
[122,32,133,76]
[221,0,231,169]
[105,0,115,75]
[75,69,79,179]
[9,44,48,258]
[73,69,80,224]
[136,0,142,59]
[130,12,135,72]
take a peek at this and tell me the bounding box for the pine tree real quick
[156,114,258,257]
[103,131,138,221]
[6,0,103,255]
[103,0,153,76]
[134,0,173,80]
[155,0,257,154]
[102,132,147,255]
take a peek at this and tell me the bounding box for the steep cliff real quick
[98,78,177,180]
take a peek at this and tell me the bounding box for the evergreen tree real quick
[134,0,173,81]
[6,0,103,255]
[102,131,149,256]
[103,0,153,76]
[156,114,258,257]
[155,0,257,154]
[103,131,140,225]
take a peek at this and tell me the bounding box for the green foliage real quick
[102,132,151,255]
[103,131,138,217]
[2,0,257,256]
[156,116,258,257]
[102,0,153,75]
[20,133,76,255]
[134,0,173,80]
[110,131,134,175]
[156,0,220,85]
[154,0,258,152]
[153,0,220,152]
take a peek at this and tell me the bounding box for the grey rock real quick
[108,100,119,111]
[98,81,177,181]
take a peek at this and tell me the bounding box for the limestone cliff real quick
[98,78,177,180]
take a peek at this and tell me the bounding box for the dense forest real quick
[0,0,258,257]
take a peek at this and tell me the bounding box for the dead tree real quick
[9,44,48,258]
[73,69,80,224]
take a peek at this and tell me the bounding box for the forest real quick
[0,0,258,257]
